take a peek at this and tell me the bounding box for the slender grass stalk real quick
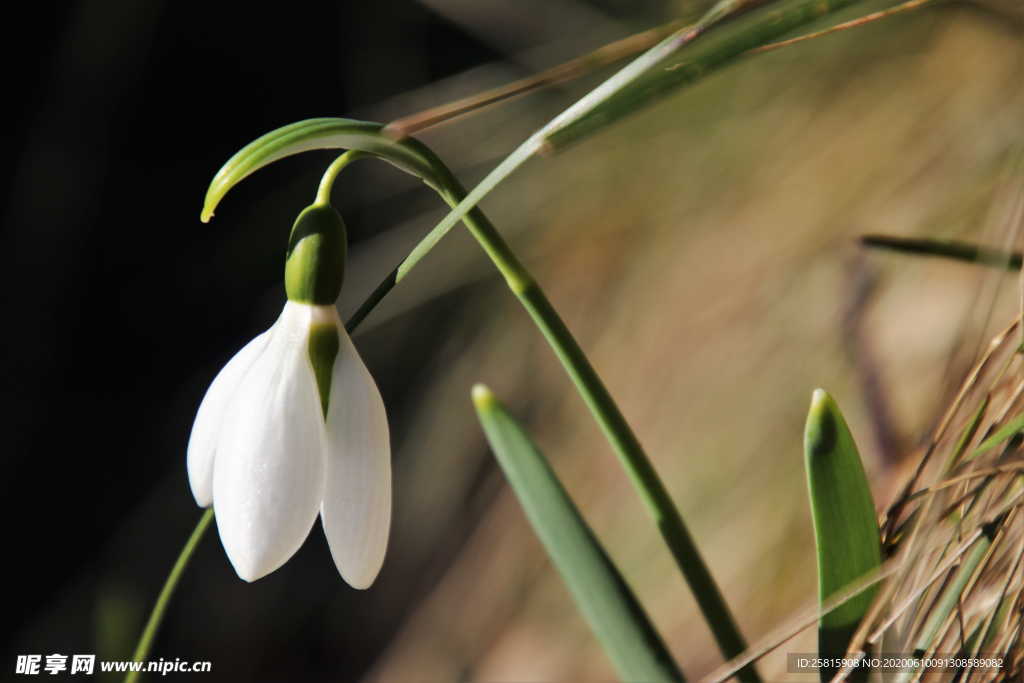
[383,19,690,139]
[750,0,942,55]
[473,385,684,682]
[943,396,989,472]
[970,411,1024,459]
[388,0,939,139]
[861,234,1022,270]
[365,0,919,330]
[891,518,999,683]
[541,0,877,150]
[125,509,213,683]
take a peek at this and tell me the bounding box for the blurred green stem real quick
[125,509,213,683]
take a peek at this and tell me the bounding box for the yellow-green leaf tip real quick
[806,389,837,458]
[810,388,829,412]
[471,383,495,409]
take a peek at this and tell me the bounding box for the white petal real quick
[213,302,327,582]
[321,324,391,589]
[187,329,272,507]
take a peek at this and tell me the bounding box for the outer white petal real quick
[321,321,391,589]
[213,302,327,582]
[187,330,272,507]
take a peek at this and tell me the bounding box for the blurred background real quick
[3,0,1024,680]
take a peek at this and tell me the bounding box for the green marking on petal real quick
[307,323,340,419]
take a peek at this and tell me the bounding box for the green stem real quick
[125,508,214,683]
[316,150,368,206]
[439,189,759,681]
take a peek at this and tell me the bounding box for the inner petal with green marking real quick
[307,321,340,419]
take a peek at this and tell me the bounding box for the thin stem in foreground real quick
[125,508,214,683]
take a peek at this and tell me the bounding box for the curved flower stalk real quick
[187,204,390,588]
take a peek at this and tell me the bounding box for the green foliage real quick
[804,389,882,682]
[472,385,684,683]
[861,235,1021,271]
[201,118,460,223]
[891,521,997,683]
[970,412,1024,460]
[545,0,871,150]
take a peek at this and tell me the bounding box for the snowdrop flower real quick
[187,203,390,588]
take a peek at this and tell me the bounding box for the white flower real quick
[186,301,391,588]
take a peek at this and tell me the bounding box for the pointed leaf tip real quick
[810,387,828,408]
[200,118,458,223]
[471,383,494,408]
[805,389,839,460]
[803,389,881,682]
[474,389,683,683]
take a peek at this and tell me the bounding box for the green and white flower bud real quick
[285,203,347,305]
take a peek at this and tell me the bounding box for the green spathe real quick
[285,204,347,305]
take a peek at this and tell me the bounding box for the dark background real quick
[0,1,581,679]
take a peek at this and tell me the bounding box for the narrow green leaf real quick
[359,0,923,309]
[545,0,878,151]
[891,520,997,683]
[913,534,990,654]
[977,585,1014,652]
[201,118,459,222]
[969,412,1024,460]
[472,385,684,683]
[944,396,989,472]
[804,389,882,682]
[861,235,1022,271]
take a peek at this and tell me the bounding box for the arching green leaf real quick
[201,118,458,222]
